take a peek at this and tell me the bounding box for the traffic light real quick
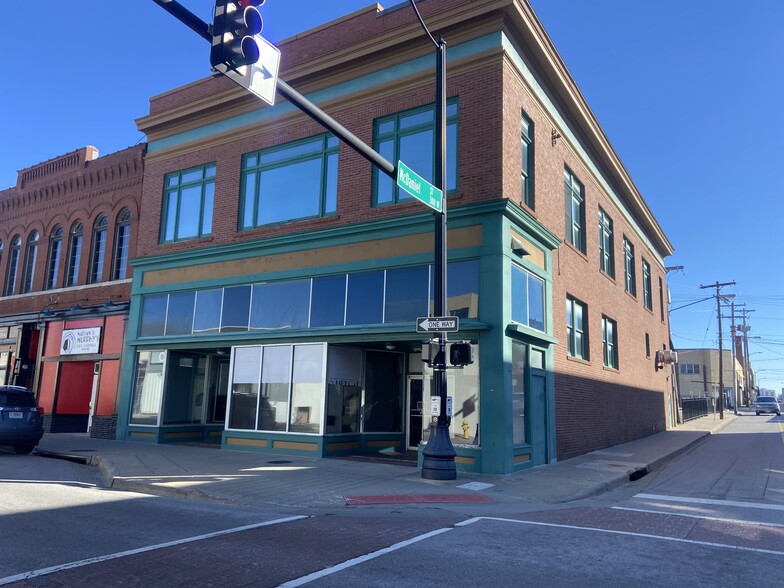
[210,0,266,70]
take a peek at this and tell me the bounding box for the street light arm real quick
[409,0,439,48]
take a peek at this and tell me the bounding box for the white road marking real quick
[472,516,784,557]
[277,527,454,587]
[0,516,307,586]
[634,493,784,512]
[613,505,784,528]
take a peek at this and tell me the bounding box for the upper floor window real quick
[521,112,534,209]
[45,226,63,290]
[680,363,700,375]
[566,295,588,360]
[0,240,3,280]
[65,221,84,288]
[113,209,131,280]
[512,263,545,331]
[161,163,215,243]
[564,167,585,253]
[241,135,337,229]
[623,237,636,296]
[659,277,665,322]
[373,100,458,206]
[598,208,614,278]
[89,215,108,283]
[22,231,39,294]
[642,259,652,310]
[4,236,21,296]
[602,315,618,369]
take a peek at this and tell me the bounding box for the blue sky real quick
[2,1,782,392]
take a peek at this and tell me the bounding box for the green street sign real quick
[396,160,443,213]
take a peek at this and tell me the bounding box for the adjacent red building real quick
[0,145,144,437]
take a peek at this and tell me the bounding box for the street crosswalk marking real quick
[634,492,784,512]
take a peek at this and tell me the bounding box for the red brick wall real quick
[502,64,671,459]
[0,145,143,317]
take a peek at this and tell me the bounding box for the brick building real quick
[117,0,673,473]
[0,145,144,437]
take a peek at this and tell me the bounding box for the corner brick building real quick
[115,0,674,473]
[0,145,144,438]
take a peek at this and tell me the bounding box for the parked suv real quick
[0,386,44,454]
[754,395,781,416]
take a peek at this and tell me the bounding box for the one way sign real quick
[416,316,459,333]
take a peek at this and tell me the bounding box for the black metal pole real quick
[152,0,212,41]
[421,37,456,481]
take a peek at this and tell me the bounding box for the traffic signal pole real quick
[420,36,457,480]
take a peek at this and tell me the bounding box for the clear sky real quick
[2,1,782,393]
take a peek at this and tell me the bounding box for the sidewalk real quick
[34,412,736,514]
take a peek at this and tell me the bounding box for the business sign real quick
[60,327,101,355]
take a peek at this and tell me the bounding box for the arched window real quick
[22,231,39,294]
[89,215,108,283]
[112,209,131,280]
[0,240,4,279]
[65,221,84,288]
[4,236,21,296]
[45,225,63,290]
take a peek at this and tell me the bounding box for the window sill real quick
[602,365,620,374]
[566,354,590,365]
[562,240,588,261]
[600,270,616,285]
[624,289,637,302]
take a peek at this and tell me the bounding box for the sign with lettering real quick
[396,160,443,212]
[60,327,101,355]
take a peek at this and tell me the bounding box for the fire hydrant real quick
[461,418,470,439]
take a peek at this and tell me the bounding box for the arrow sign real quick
[416,316,459,333]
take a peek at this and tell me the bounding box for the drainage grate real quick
[267,460,293,465]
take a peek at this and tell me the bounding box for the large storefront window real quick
[229,346,260,430]
[138,260,479,339]
[422,344,479,444]
[326,346,362,433]
[130,350,166,425]
[228,343,326,434]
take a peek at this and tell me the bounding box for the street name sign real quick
[417,316,459,333]
[397,160,443,213]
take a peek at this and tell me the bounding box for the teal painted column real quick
[476,215,514,474]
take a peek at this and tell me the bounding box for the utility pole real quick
[729,302,745,415]
[700,281,735,419]
[740,309,754,405]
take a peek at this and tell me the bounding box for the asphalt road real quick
[2,413,783,587]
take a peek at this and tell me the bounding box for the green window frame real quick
[566,296,588,360]
[22,231,39,294]
[161,163,215,243]
[623,237,636,296]
[521,112,534,209]
[598,208,614,278]
[602,315,618,369]
[642,259,652,310]
[373,100,458,206]
[564,167,585,253]
[4,236,21,297]
[240,134,338,230]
